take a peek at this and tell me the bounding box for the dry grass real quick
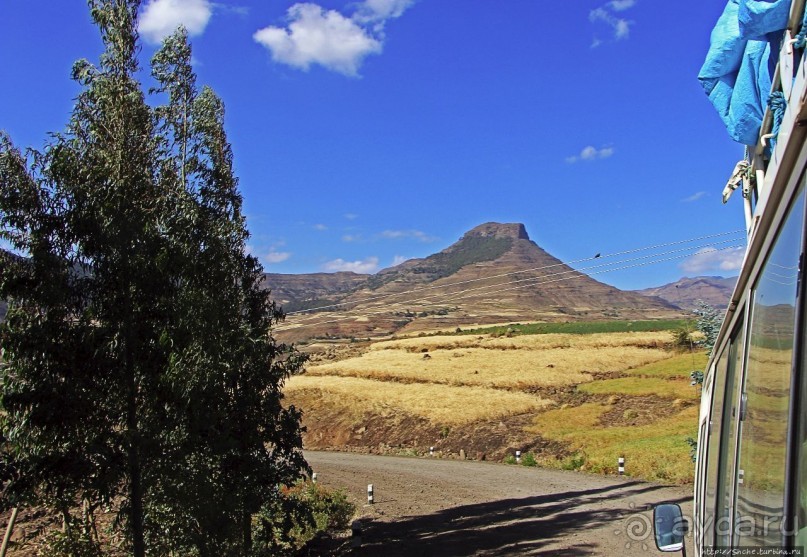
[578,377,700,400]
[626,351,709,378]
[528,403,699,484]
[286,375,552,425]
[374,331,672,353]
[307,342,672,389]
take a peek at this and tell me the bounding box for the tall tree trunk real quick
[125,296,145,557]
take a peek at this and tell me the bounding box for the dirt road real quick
[306,451,693,556]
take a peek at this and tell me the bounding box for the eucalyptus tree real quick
[0,2,307,555]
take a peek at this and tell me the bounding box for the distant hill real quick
[263,272,368,313]
[633,276,737,311]
[269,222,685,341]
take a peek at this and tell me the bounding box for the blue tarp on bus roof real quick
[698,0,791,146]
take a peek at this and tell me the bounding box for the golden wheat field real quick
[307,332,675,388]
[287,327,703,482]
[286,375,553,425]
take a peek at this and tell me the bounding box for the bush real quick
[503,455,517,465]
[38,530,103,557]
[253,481,355,556]
[561,452,586,471]
[521,452,537,467]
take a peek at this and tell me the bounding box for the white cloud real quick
[683,191,706,203]
[589,3,633,43]
[342,234,363,242]
[254,0,414,76]
[314,223,328,231]
[680,247,745,274]
[609,0,636,12]
[138,0,212,44]
[565,145,615,163]
[355,0,415,22]
[380,229,437,242]
[264,250,291,264]
[391,255,410,266]
[323,256,379,273]
[253,3,382,77]
[344,213,359,220]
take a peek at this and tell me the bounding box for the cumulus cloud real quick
[263,250,291,264]
[253,0,414,76]
[355,0,415,22]
[609,0,636,12]
[342,234,363,242]
[589,1,634,45]
[680,247,745,274]
[565,145,615,163]
[380,229,437,242]
[344,213,359,220]
[138,0,212,44]
[314,223,328,231]
[391,255,410,266]
[683,191,707,203]
[323,256,379,273]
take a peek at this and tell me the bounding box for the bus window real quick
[717,325,745,546]
[735,183,805,547]
[704,347,730,547]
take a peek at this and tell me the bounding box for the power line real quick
[280,236,742,326]
[275,243,744,331]
[283,229,745,316]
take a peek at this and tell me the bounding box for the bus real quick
[655,0,807,554]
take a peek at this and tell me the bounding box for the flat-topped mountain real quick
[268,222,684,341]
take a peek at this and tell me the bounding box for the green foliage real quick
[520,452,538,467]
[503,455,517,465]
[560,452,587,471]
[695,300,722,356]
[38,530,104,557]
[0,5,307,556]
[458,319,689,337]
[252,482,355,556]
[686,437,698,463]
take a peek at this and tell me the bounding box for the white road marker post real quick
[618,457,625,476]
[367,484,374,505]
[516,450,521,464]
[311,472,317,484]
[430,446,434,457]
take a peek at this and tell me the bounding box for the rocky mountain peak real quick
[462,222,529,241]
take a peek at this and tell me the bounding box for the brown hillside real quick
[275,223,684,341]
[634,276,737,310]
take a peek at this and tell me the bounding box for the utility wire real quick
[283,229,745,315]
[280,236,743,326]
[276,243,744,331]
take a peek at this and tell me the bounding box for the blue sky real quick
[0,0,748,290]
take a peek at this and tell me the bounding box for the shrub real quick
[521,452,538,467]
[561,452,587,471]
[253,481,355,556]
[503,455,517,465]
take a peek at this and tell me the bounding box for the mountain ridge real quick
[267,222,685,341]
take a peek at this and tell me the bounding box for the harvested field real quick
[307,345,671,388]
[286,375,552,425]
[286,326,704,484]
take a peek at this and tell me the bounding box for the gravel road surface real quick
[306,451,694,556]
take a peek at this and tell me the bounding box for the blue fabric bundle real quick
[698,0,791,146]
